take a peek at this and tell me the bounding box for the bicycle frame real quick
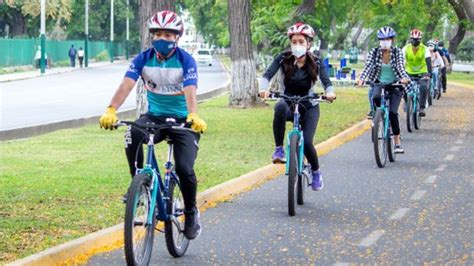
[407,81,420,112]
[374,86,391,138]
[139,133,180,226]
[285,103,304,176]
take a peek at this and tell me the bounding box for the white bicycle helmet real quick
[148,10,184,36]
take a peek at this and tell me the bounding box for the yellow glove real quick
[99,106,118,130]
[186,113,207,133]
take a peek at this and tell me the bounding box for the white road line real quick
[359,230,385,247]
[425,175,437,184]
[455,139,463,145]
[435,164,446,172]
[410,190,427,201]
[444,154,454,161]
[449,146,461,152]
[333,263,351,266]
[389,208,410,220]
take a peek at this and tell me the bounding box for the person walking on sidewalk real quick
[99,10,206,240]
[77,47,85,68]
[68,45,77,67]
[258,22,336,191]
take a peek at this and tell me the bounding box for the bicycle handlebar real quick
[268,92,333,103]
[115,119,196,133]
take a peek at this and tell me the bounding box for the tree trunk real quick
[136,0,176,117]
[351,22,363,47]
[293,0,315,17]
[6,8,26,37]
[447,0,469,55]
[228,0,258,107]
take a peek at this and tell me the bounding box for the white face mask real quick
[291,45,307,58]
[380,40,392,50]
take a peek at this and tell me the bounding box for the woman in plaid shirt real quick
[357,26,410,153]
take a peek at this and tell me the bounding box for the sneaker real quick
[311,170,324,191]
[366,110,374,119]
[443,89,446,93]
[272,146,286,164]
[419,108,426,117]
[184,207,202,240]
[394,144,404,154]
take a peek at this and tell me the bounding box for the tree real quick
[228,0,258,107]
[447,0,473,55]
[0,3,27,37]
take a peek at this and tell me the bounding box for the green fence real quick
[0,38,125,67]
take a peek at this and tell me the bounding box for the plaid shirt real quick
[359,46,410,82]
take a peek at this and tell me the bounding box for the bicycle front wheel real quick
[165,177,190,257]
[288,134,299,216]
[124,173,156,266]
[414,99,421,130]
[406,96,413,133]
[373,109,387,168]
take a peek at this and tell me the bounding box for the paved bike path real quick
[88,85,473,265]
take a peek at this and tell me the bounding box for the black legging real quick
[371,86,403,135]
[273,100,320,170]
[441,67,447,91]
[125,114,200,211]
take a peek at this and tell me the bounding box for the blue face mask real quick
[152,39,176,56]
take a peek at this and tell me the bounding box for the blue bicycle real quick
[116,119,196,265]
[429,67,442,104]
[270,92,330,216]
[405,77,423,132]
[368,82,405,168]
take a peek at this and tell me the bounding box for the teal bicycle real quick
[116,119,196,265]
[270,92,330,216]
[405,77,423,132]
[369,82,405,168]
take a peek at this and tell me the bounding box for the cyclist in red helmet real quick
[99,10,204,240]
[259,22,335,191]
[402,29,432,117]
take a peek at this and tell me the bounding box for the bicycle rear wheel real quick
[406,96,413,133]
[288,134,299,216]
[373,109,387,168]
[124,173,156,266]
[388,131,396,162]
[165,177,190,257]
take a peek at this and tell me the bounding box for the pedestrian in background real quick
[68,45,77,67]
[78,47,85,68]
[34,46,48,69]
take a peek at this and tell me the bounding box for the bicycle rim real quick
[406,96,413,133]
[165,177,190,257]
[124,173,156,266]
[288,134,299,216]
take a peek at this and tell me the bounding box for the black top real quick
[262,51,333,97]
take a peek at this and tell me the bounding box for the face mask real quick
[152,39,176,56]
[412,39,421,47]
[291,45,307,58]
[379,40,392,50]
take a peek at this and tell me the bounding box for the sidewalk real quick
[0,59,129,83]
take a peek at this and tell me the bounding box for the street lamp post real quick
[126,0,129,60]
[40,0,46,74]
[85,0,89,67]
[109,0,114,63]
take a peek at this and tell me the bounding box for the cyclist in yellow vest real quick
[402,29,432,116]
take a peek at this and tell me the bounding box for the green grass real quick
[0,88,368,263]
[447,71,474,86]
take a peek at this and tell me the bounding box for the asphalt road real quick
[87,84,473,265]
[0,58,228,130]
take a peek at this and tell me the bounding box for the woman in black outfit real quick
[259,22,336,191]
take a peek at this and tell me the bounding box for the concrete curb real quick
[7,119,370,266]
[0,83,231,142]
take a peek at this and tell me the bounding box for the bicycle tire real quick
[414,99,421,130]
[124,173,156,266]
[165,177,190,257]
[406,96,413,133]
[388,131,396,162]
[373,109,387,168]
[288,134,299,216]
[297,165,308,205]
